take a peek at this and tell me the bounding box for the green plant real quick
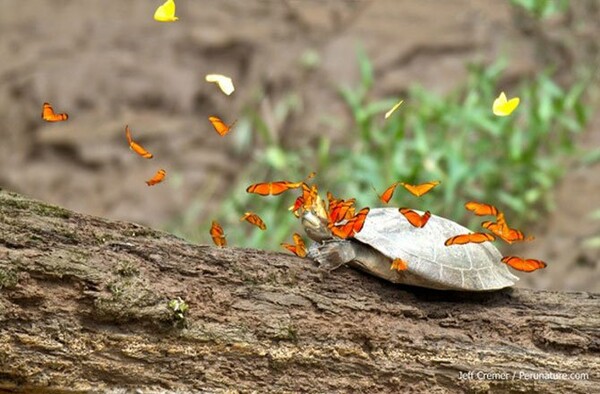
[168,297,189,322]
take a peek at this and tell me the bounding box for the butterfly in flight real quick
[125,125,153,159]
[281,233,307,257]
[154,0,178,22]
[205,74,235,96]
[41,102,68,122]
[210,221,227,247]
[464,201,498,217]
[209,116,236,136]
[493,92,520,116]
[400,181,441,197]
[146,169,166,186]
[384,100,404,119]
[240,212,267,230]
[373,182,400,204]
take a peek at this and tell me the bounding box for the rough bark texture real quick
[0,189,598,393]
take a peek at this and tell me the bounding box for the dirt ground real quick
[0,0,598,291]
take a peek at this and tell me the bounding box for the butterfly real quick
[240,212,267,230]
[205,74,235,96]
[154,0,178,22]
[398,208,431,228]
[464,201,498,216]
[482,213,534,244]
[329,207,369,239]
[41,102,68,122]
[247,172,315,196]
[373,182,400,204]
[444,232,495,246]
[327,192,356,225]
[384,100,404,119]
[281,233,307,257]
[400,181,441,197]
[146,169,166,186]
[288,195,305,218]
[125,125,153,159]
[209,221,227,247]
[209,116,236,136]
[247,181,303,196]
[492,92,520,116]
[390,258,409,271]
[501,256,546,272]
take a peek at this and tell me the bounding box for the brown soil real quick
[0,1,598,291]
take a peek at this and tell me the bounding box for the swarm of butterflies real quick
[42,0,539,273]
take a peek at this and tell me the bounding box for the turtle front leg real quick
[307,239,357,272]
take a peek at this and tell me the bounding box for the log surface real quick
[0,189,598,393]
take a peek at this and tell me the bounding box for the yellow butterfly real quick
[154,0,178,22]
[493,92,520,116]
[384,99,404,119]
[205,74,235,96]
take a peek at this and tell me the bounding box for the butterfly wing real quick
[400,181,440,197]
[154,0,178,22]
[210,221,227,247]
[240,212,267,230]
[445,233,495,246]
[464,201,498,216]
[399,208,430,228]
[205,74,235,95]
[501,256,546,272]
[209,116,234,136]
[42,102,68,122]
[146,169,166,186]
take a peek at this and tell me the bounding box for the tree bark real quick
[0,189,598,393]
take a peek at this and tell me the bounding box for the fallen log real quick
[0,189,598,393]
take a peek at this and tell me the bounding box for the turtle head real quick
[301,209,332,242]
[300,192,332,242]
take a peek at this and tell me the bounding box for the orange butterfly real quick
[373,182,400,204]
[300,183,319,210]
[400,181,441,197]
[328,196,357,225]
[329,207,369,239]
[399,208,431,228]
[281,233,307,257]
[444,232,495,246]
[289,195,305,217]
[209,221,227,247]
[464,201,498,217]
[125,125,153,159]
[146,169,166,186]
[246,181,303,196]
[501,256,547,272]
[246,172,314,196]
[240,212,267,230]
[482,213,534,244]
[209,116,236,136]
[390,258,409,271]
[41,102,68,122]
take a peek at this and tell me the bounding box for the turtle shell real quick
[352,208,518,291]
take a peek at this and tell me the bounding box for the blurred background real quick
[0,0,598,291]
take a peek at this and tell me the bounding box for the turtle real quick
[301,207,519,291]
